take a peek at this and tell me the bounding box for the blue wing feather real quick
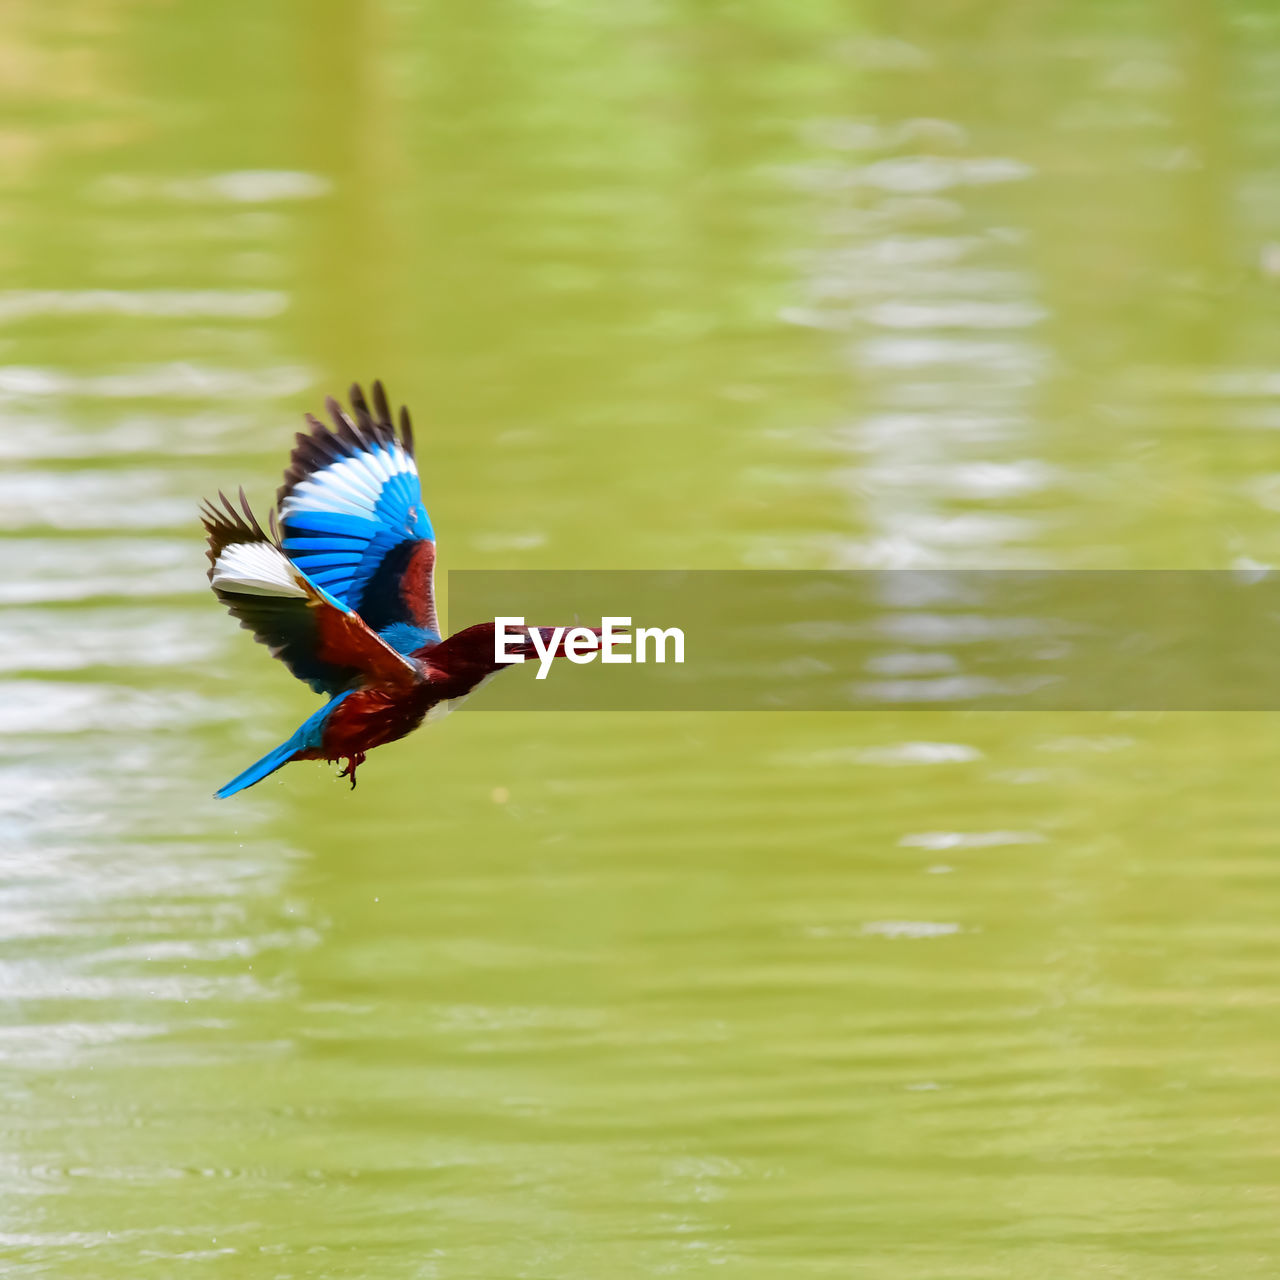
[276,382,439,645]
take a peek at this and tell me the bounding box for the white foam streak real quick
[90,169,332,204]
[0,290,288,323]
[0,363,313,400]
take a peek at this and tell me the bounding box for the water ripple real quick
[0,363,312,400]
[90,170,331,204]
[0,607,217,672]
[0,539,198,603]
[0,290,288,322]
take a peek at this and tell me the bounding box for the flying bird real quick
[202,381,585,797]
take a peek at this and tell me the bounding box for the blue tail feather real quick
[214,739,301,799]
[214,692,352,799]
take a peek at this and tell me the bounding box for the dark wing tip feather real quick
[348,382,395,450]
[326,394,367,450]
[200,488,277,579]
[399,404,415,458]
[276,381,419,507]
[237,486,269,538]
[371,381,392,429]
[276,415,345,509]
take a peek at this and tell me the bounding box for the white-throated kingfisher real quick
[202,382,589,797]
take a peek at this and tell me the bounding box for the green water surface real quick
[3,2,1280,1276]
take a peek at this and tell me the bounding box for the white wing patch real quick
[280,445,416,520]
[212,541,307,597]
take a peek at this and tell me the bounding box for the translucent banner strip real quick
[447,570,1280,710]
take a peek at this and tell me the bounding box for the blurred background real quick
[4,1,1280,1276]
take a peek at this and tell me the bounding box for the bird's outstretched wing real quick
[276,382,439,656]
[201,490,420,695]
